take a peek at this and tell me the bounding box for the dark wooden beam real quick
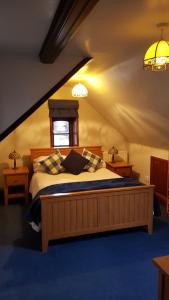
[0,57,92,141]
[39,0,99,63]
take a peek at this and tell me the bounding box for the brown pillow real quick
[61,150,89,175]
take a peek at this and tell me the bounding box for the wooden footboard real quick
[40,185,154,252]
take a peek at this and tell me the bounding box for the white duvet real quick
[29,168,121,199]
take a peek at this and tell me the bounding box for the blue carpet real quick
[0,206,169,300]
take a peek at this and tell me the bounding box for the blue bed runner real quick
[26,177,143,226]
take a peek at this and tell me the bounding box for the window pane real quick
[53,121,69,134]
[54,134,69,146]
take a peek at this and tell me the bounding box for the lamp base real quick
[13,159,17,169]
[111,154,115,163]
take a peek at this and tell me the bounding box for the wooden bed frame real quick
[30,146,154,252]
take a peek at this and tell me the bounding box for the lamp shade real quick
[108,146,118,162]
[72,83,88,98]
[8,150,21,169]
[144,39,169,71]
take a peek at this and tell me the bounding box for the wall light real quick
[144,22,169,71]
[72,83,88,98]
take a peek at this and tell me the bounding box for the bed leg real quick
[147,197,153,234]
[41,200,49,252]
[147,221,153,234]
[41,237,48,252]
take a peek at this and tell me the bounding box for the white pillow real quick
[33,156,49,173]
[98,159,106,169]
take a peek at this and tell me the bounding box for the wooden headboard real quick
[150,156,168,207]
[30,146,103,161]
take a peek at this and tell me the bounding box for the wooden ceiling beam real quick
[39,0,99,63]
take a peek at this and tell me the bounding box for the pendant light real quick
[72,83,88,98]
[144,22,169,71]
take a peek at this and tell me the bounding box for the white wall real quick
[129,143,169,183]
[80,54,169,151]
[53,86,127,151]
[0,86,127,187]
[2,79,169,191]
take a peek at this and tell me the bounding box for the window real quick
[50,117,78,147]
[53,120,69,146]
[48,99,79,147]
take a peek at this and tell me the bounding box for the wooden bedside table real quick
[106,161,133,177]
[3,166,29,205]
[153,255,169,300]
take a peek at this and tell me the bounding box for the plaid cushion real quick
[82,148,102,172]
[39,150,64,175]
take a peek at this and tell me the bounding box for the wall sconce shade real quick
[72,83,88,98]
[144,23,169,71]
[8,150,21,169]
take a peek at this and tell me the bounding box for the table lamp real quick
[8,150,21,169]
[108,146,118,162]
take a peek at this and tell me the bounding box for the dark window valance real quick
[48,99,79,118]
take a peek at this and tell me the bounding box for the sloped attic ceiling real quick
[66,0,169,150]
[0,0,96,140]
[1,0,169,150]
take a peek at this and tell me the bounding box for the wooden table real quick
[153,255,169,300]
[3,166,29,205]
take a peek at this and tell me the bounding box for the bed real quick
[29,146,154,252]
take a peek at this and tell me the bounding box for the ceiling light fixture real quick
[72,83,88,98]
[144,22,169,71]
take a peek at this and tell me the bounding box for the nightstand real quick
[3,166,29,205]
[106,161,133,177]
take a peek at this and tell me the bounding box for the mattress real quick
[29,168,121,199]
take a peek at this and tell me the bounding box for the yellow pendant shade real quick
[144,39,169,71]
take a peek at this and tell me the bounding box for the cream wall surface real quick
[0,87,127,187]
[1,86,169,190]
[53,86,127,151]
[80,54,169,150]
[129,143,169,184]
